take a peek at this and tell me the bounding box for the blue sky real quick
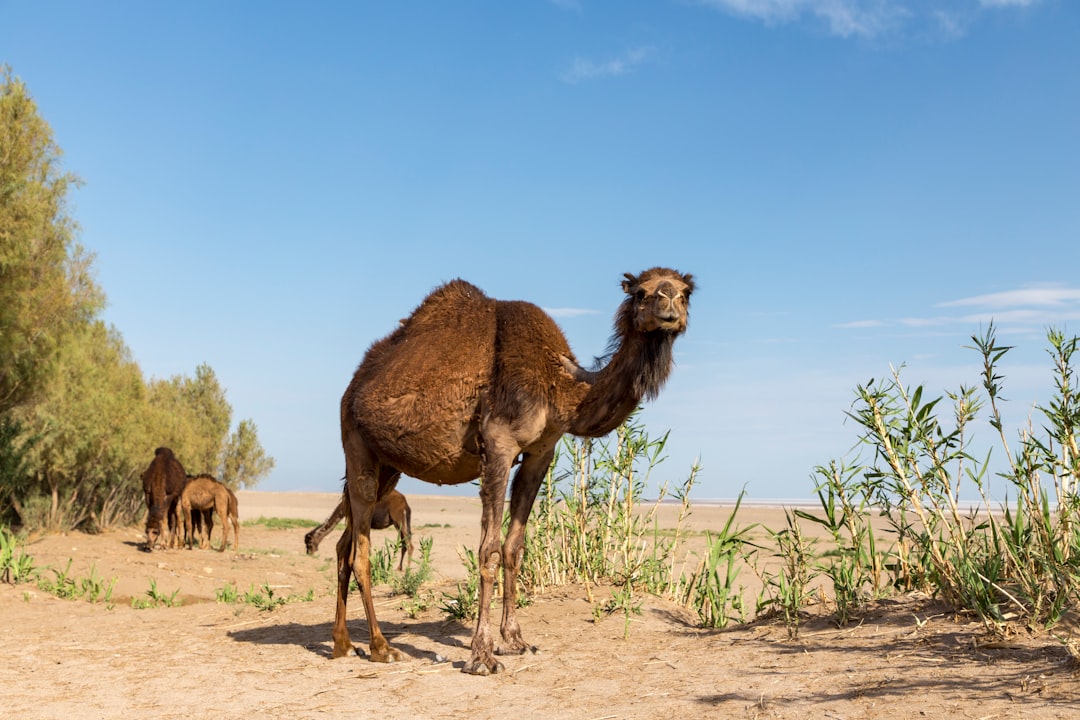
[2,1,1077,501]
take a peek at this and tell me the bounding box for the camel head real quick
[621,267,694,335]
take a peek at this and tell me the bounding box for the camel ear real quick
[621,272,638,294]
[682,273,695,296]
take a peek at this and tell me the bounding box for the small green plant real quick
[369,538,397,586]
[242,582,287,611]
[394,536,434,597]
[37,558,79,599]
[216,582,240,604]
[440,547,482,621]
[77,563,117,604]
[756,510,818,639]
[0,526,37,585]
[598,585,643,639]
[131,579,181,609]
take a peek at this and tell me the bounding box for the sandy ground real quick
[1,491,1078,719]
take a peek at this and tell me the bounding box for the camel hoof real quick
[496,643,537,656]
[331,644,356,660]
[462,657,505,676]
[370,646,407,664]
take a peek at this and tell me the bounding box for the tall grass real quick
[837,325,1080,635]
[457,326,1080,645]
[520,415,701,607]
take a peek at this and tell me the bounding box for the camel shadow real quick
[227,618,471,662]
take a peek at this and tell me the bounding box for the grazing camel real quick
[180,474,239,552]
[332,267,693,675]
[305,489,413,570]
[141,447,188,551]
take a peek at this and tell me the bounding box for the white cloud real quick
[695,0,903,38]
[980,0,1040,7]
[543,307,602,318]
[845,285,1080,333]
[835,319,885,329]
[561,46,654,84]
[696,0,1042,39]
[938,287,1080,309]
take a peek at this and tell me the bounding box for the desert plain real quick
[1,491,1077,719]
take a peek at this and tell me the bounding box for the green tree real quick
[145,364,231,475]
[0,68,274,531]
[0,66,102,414]
[220,419,275,489]
[14,321,149,531]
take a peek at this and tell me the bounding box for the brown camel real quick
[184,476,241,551]
[305,488,413,570]
[141,447,188,552]
[180,474,239,552]
[332,267,693,675]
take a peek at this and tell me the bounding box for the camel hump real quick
[406,279,491,325]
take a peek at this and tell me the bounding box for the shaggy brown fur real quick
[141,447,188,552]
[305,489,413,569]
[332,268,693,675]
[180,474,239,552]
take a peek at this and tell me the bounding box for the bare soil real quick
[1,492,1077,719]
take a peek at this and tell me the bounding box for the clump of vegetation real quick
[841,325,1080,634]
[215,581,315,611]
[440,547,482,621]
[131,579,181,609]
[3,529,122,605]
[0,526,36,584]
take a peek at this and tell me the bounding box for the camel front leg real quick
[462,446,512,675]
[498,449,552,656]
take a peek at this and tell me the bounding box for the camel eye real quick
[635,289,646,302]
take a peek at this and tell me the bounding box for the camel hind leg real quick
[331,438,404,663]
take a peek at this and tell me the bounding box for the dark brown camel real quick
[180,474,239,552]
[305,488,413,570]
[332,267,693,675]
[141,447,188,552]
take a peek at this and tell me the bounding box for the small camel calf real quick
[305,489,413,570]
[181,474,240,552]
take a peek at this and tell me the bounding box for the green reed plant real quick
[755,509,819,638]
[520,415,697,600]
[843,324,1080,633]
[796,460,886,626]
[678,491,756,629]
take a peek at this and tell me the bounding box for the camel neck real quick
[569,330,675,438]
